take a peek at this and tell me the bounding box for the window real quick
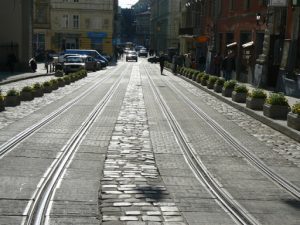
[73,15,79,29]
[244,0,250,9]
[229,0,235,11]
[62,15,68,28]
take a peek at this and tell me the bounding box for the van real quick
[62,49,108,67]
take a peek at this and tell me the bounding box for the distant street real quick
[0,58,300,225]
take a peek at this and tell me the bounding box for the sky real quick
[119,0,139,8]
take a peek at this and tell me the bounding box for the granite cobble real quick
[99,66,187,224]
[171,76,300,167]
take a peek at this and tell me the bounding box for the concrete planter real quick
[43,86,52,93]
[33,88,44,97]
[287,112,300,131]
[20,91,34,101]
[207,82,215,89]
[201,79,207,86]
[263,104,290,120]
[232,91,247,103]
[246,97,265,110]
[5,96,20,107]
[222,87,234,97]
[58,80,65,87]
[51,83,58,90]
[213,84,223,93]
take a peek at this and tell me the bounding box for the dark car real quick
[81,55,101,71]
[138,49,148,57]
[126,51,138,62]
[148,56,159,63]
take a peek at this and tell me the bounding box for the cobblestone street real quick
[0,60,299,225]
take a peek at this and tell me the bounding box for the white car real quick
[63,56,85,74]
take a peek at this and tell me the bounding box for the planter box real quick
[0,100,5,111]
[5,96,20,107]
[58,80,65,87]
[222,87,234,97]
[214,84,223,93]
[201,80,207,86]
[287,112,300,130]
[43,86,52,93]
[263,104,290,120]
[20,91,34,101]
[232,91,247,103]
[51,83,58,90]
[33,88,44,97]
[64,79,71,85]
[246,97,265,110]
[207,82,215,89]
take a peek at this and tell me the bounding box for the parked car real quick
[126,51,138,62]
[63,56,85,74]
[81,55,101,71]
[62,49,109,67]
[138,48,148,57]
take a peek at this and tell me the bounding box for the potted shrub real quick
[214,77,225,93]
[207,76,218,89]
[0,90,5,111]
[201,74,209,86]
[196,73,203,83]
[246,89,267,110]
[20,86,34,101]
[63,76,71,85]
[43,81,52,93]
[192,72,198,81]
[263,93,290,119]
[57,77,65,87]
[5,88,20,107]
[287,103,300,130]
[222,80,237,97]
[33,82,44,97]
[232,85,248,103]
[50,79,59,90]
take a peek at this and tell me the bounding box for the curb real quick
[0,73,55,85]
[177,74,300,142]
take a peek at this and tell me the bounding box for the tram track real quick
[143,64,259,225]
[0,65,127,159]
[161,68,300,200]
[23,64,130,225]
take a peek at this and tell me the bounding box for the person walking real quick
[222,51,235,80]
[29,57,37,72]
[213,53,222,76]
[159,54,165,75]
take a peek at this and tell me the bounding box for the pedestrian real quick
[159,53,165,75]
[222,51,235,80]
[213,53,222,76]
[185,53,192,68]
[172,54,178,74]
[29,57,37,72]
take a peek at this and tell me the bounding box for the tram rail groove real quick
[163,70,300,200]
[0,65,126,159]
[23,64,129,225]
[143,65,260,225]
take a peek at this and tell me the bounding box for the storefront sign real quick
[269,0,288,7]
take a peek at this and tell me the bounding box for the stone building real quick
[34,0,117,55]
[0,0,33,71]
[150,0,180,53]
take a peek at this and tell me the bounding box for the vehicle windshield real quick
[128,51,136,55]
[65,57,83,63]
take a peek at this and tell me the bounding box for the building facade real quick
[0,0,33,71]
[150,0,180,53]
[33,0,116,56]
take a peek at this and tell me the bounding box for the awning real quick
[226,42,237,48]
[194,36,209,43]
[242,41,254,48]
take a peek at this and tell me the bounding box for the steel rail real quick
[0,65,126,159]
[23,64,129,225]
[164,71,300,200]
[143,65,260,225]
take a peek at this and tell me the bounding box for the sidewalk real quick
[0,63,54,85]
[168,69,300,142]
